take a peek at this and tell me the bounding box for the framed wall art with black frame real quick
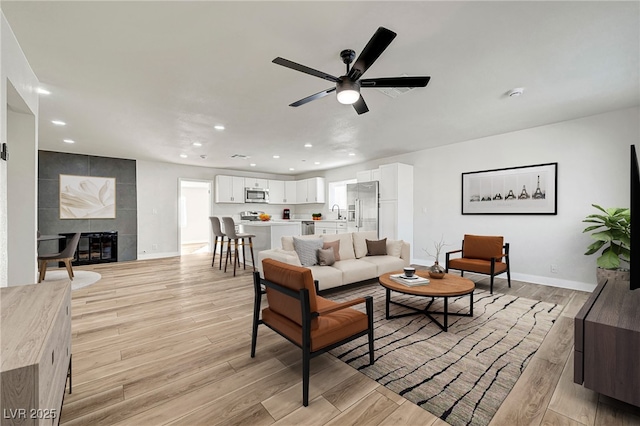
[461,163,557,215]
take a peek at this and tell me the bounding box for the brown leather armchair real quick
[251,258,374,406]
[445,234,511,294]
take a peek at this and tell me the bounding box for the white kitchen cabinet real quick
[314,221,346,235]
[296,177,325,204]
[357,169,380,183]
[377,163,413,249]
[285,181,297,204]
[268,180,285,203]
[268,180,297,204]
[379,200,398,240]
[244,178,268,189]
[215,175,245,203]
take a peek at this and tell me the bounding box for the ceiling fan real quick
[273,27,430,115]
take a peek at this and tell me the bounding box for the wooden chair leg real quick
[64,259,74,280]
[38,260,47,283]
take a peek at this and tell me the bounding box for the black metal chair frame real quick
[251,271,374,406]
[445,241,511,294]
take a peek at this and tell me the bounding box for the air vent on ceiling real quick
[377,86,416,99]
[231,154,249,159]
[376,73,416,98]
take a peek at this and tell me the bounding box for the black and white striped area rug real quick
[328,285,561,426]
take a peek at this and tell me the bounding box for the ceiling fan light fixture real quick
[336,78,360,105]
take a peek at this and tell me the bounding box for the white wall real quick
[320,107,639,291]
[7,106,36,285]
[136,161,291,259]
[138,108,637,290]
[0,13,39,287]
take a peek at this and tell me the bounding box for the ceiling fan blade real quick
[352,95,369,115]
[290,87,337,107]
[273,57,339,83]
[360,76,431,88]
[348,27,397,81]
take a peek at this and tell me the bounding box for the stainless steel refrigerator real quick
[347,181,379,234]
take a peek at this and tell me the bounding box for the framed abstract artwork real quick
[461,163,557,215]
[59,174,116,219]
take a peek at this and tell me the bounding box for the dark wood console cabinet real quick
[59,231,118,266]
[574,277,640,407]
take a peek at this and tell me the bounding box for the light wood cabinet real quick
[215,175,245,203]
[1,281,72,426]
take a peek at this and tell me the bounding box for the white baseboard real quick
[410,258,595,293]
[138,251,180,260]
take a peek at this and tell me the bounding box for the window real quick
[328,179,357,210]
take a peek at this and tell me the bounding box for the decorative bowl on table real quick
[259,213,271,221]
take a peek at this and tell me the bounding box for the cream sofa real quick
[257,230,410,291]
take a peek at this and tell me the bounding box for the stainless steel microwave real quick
[245,187,269,203]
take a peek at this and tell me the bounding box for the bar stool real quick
[209,217,226,269]
[222,217,256,276]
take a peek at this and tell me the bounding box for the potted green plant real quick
[312,213,322,221]
[583,204,630,281]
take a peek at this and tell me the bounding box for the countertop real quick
[243,219,347,224]
[240,221,303,227]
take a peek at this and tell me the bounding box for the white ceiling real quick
[2,1,639,175]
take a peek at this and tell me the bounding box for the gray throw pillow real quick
[317,248,336,266]
[322,240,341,261]
[293,236,323,267]
[366,238,388,256]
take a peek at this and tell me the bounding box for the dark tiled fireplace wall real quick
[38,150,137,261]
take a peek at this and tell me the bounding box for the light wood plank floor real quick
[58,254,640,425]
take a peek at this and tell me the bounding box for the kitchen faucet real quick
[331,204,342,219]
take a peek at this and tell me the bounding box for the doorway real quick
[178,179,213,255]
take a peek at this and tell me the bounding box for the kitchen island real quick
[239,221,302,257]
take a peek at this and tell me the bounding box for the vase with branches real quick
[423,236,448,279]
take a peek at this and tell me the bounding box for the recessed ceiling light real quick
[192,142,202,147]
[304,143,312,148]
[180,154,187,158]
[250,163,256,167]
[348,153,356,156]
[289,168,295,171]
[52,120,66,126]
[314,162,320,165]
[273,155,280,159]
[63,139,75,144]
[36,88,51,95]
[214,125,225,131]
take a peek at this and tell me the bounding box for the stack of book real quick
[389,274,430,286]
